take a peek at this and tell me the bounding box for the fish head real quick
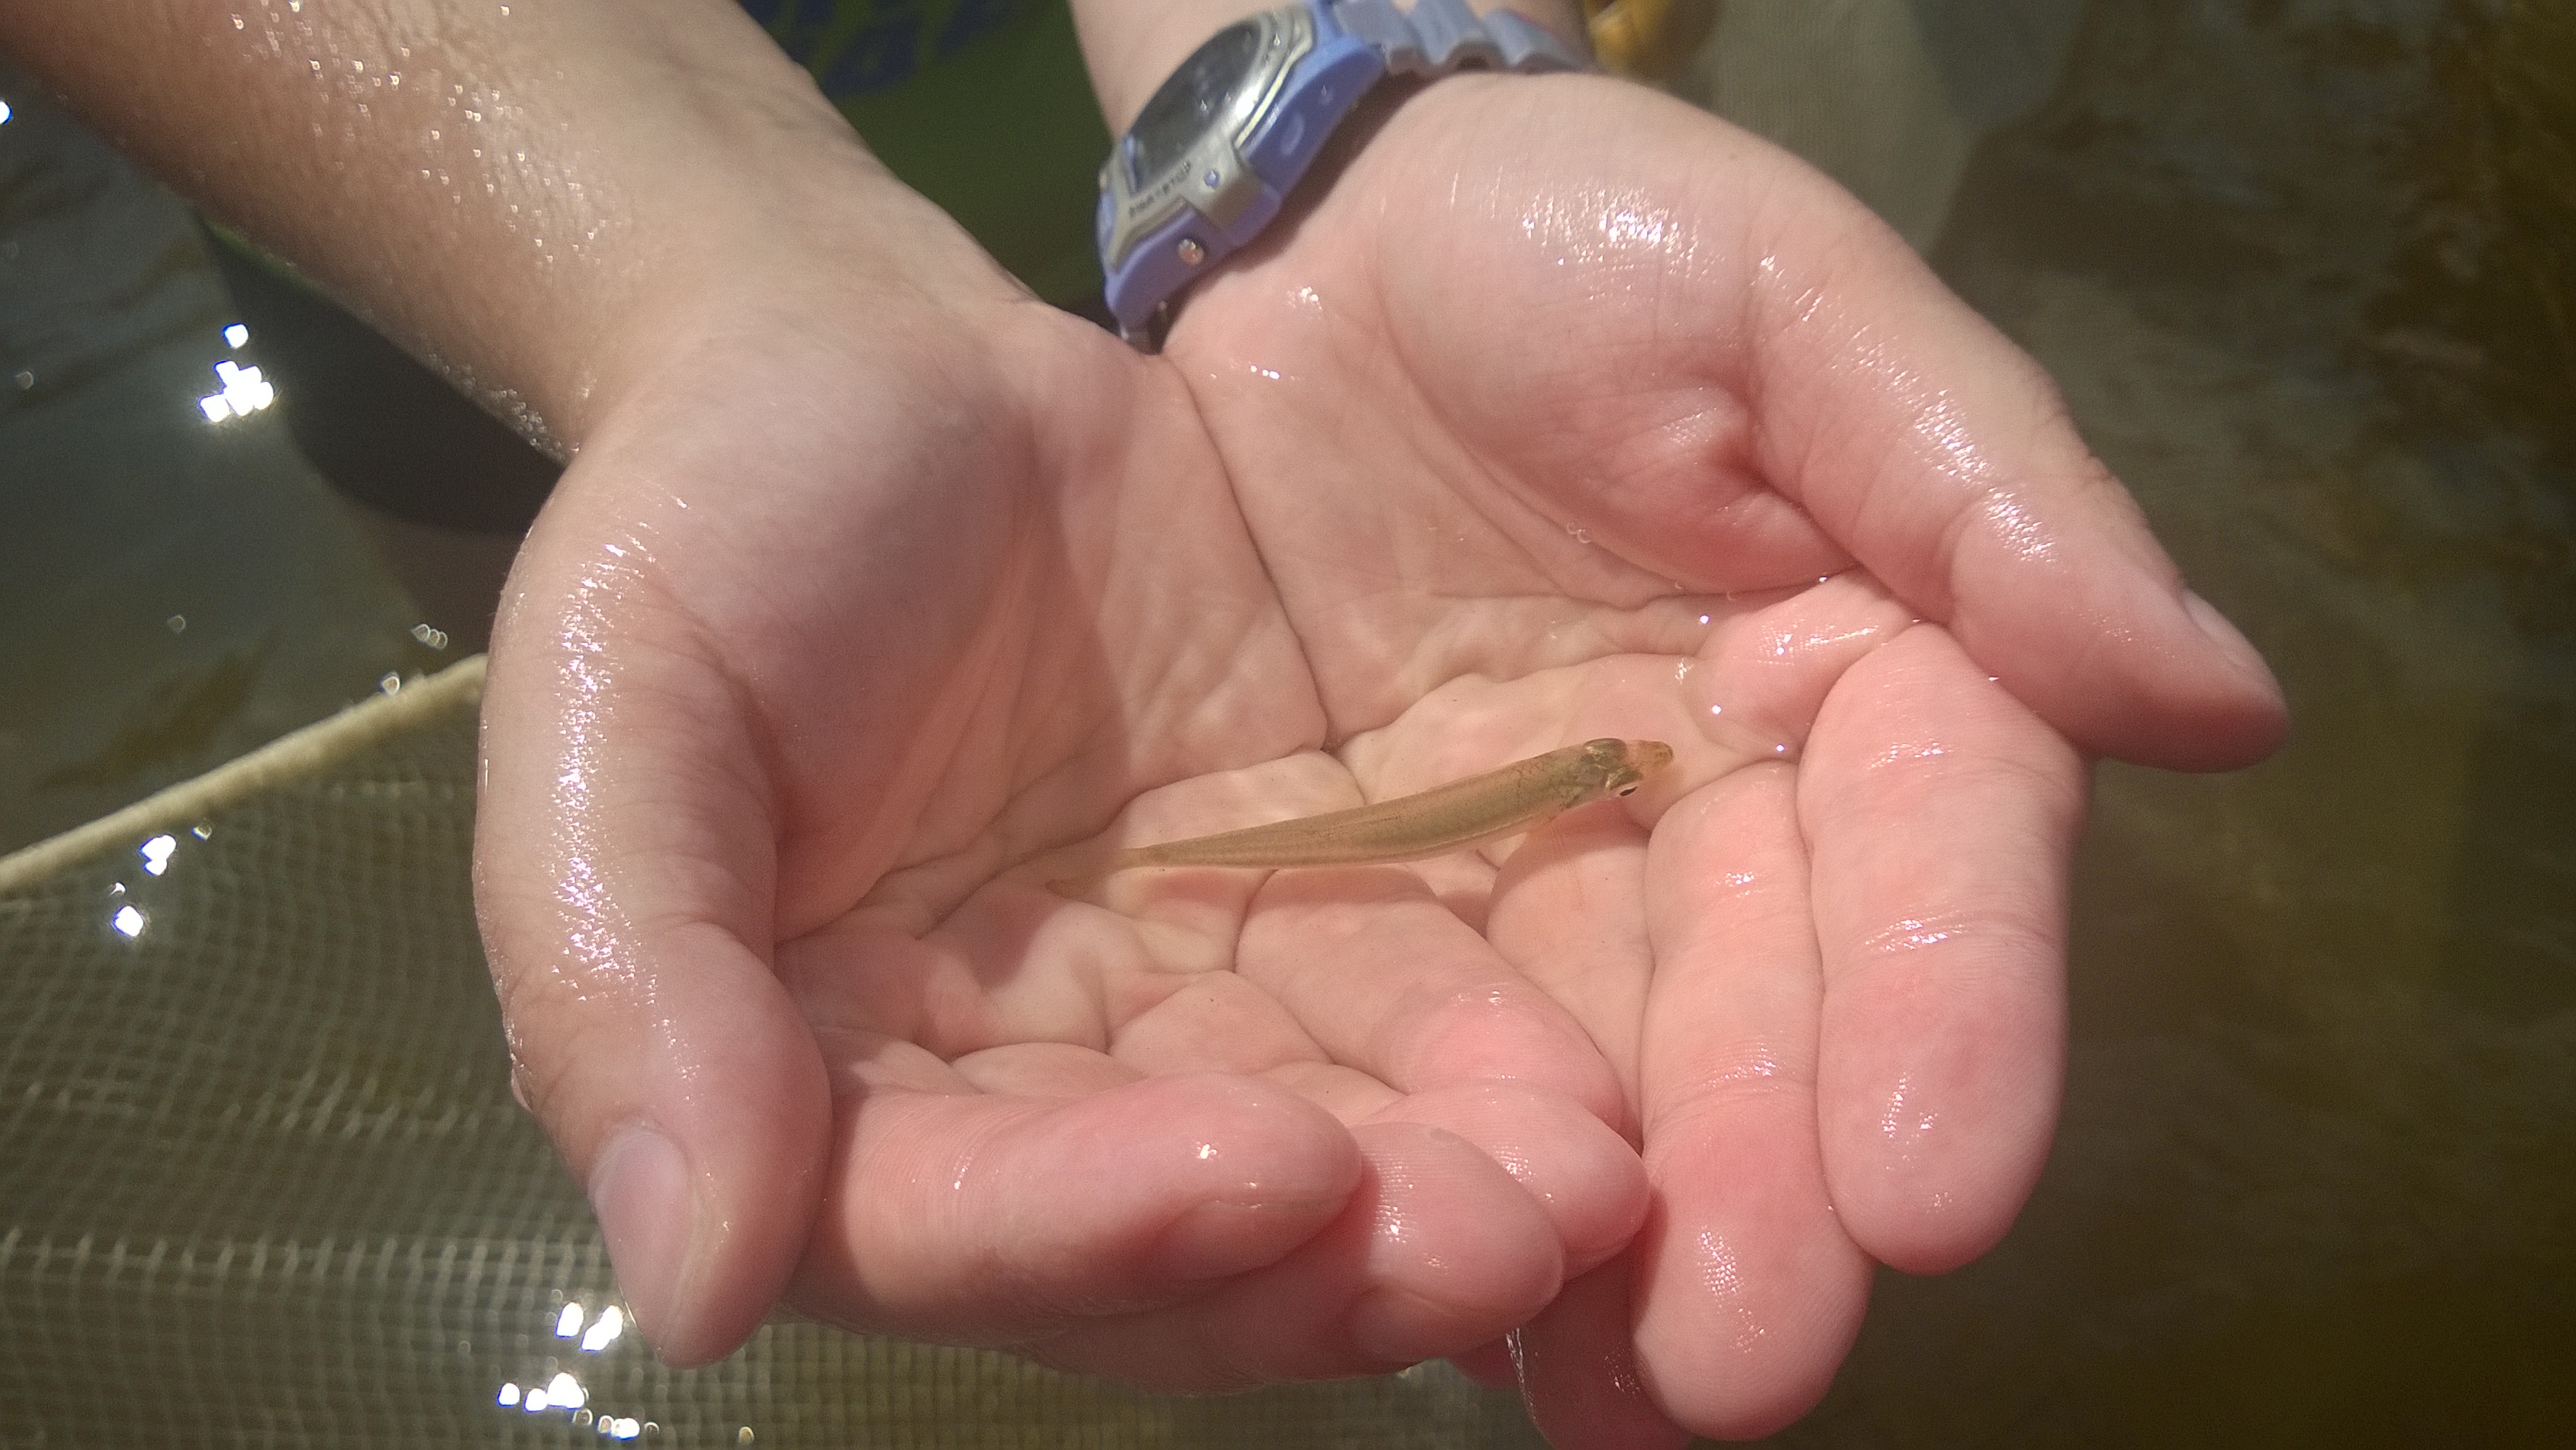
[1580,737,1675,798]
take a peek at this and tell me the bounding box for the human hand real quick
[471,159,1666,1380]
[1128,70,2289,1442]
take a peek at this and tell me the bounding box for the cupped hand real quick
[1139,72,2287,1442]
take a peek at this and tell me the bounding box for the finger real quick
[1631,762,1873,1436]
[1678,569,1920,766]
[1727,163,2287,769]
[476,630,830,1369]
[1236,867,1627,1127]
[1366,1081,1648,1280]
[1099,962,1418,1121]
[1804,624,2084,1271]
[1105,969,1423,1122]
[1486,801,1654,1116]
[793,1055,1361,1346]
[1029,1119,1564,1388]
[1113,934,1651,1275]
[1366,81,2284,768]
[1511,1261,1693,1450]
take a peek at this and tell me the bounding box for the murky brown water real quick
[0,69,447,856]
[1,1,2567,1443]
[1767,1,2575,1442]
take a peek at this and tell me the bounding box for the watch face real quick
[1099,4,1313,276]
[1126,17,1271,188]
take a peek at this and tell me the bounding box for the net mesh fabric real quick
[0,658,1542,1448]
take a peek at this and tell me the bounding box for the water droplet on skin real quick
[1566,526,1593,544]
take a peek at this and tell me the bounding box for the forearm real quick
[0,0,996,451]
[1068,0,1588,133]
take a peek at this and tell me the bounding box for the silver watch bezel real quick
[1099,5,1316,273]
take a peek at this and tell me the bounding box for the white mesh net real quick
[0,658,1545,1448]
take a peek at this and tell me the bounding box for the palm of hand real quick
[1053,78,2079,1438]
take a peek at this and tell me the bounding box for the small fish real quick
[1051,737,1673,893]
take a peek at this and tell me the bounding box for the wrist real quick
[1081,0,1591,341]
[566,123,1027,454]
[338,12,1028,456]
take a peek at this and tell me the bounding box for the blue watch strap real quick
[1330,0,1589,77]
[1105,1,1589,347]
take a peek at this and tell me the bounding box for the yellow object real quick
[1582,0,1719,80]
[1058,737,1671,890]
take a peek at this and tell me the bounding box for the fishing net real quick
[0,658,1544,1448]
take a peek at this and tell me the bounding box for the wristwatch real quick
[1097,0,1590,347]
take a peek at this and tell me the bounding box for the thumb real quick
[1738,178,2288,770]
[474,592,828,1368]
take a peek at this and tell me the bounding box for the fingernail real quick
[588,1123,694,1348]
[2184,592,2266,659]
[2181,590,2273,684]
